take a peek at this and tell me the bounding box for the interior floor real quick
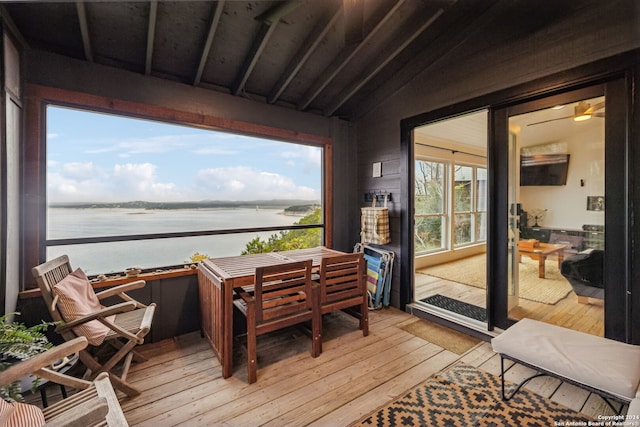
[415,256,604,337]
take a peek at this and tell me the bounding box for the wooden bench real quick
[491,318,640,413]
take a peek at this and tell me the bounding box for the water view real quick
[47,207,306,275]
[45,106,324,275]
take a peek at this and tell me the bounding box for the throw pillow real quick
[0,400,45,427]
[53,268,115,345]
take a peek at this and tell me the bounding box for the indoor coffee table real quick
[518,242,568,278]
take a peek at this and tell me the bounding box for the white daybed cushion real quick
[491,318,640,400]
[628,399,640,417]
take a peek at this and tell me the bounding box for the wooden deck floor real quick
[112,307,618,425]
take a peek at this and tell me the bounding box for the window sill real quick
[19,266,198,299]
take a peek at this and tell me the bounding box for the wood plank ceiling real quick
[1,0,592,120]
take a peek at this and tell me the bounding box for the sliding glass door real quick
[412,110,488,328]
[495,80,629,340]
[506,91,605,335]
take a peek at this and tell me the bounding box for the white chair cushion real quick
[628,398,640,417]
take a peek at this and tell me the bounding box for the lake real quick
[47,207,306,275]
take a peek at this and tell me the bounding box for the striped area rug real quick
[350,363,593,427]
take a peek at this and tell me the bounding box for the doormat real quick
[399,318,481,355]
[350,362,594,427]
[420,294,487,322]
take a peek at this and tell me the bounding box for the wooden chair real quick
[0,336,128,426]
[233,260,321,384]
[31,255,156,397]
[316,253,368,352]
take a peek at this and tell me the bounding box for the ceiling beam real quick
[298,0,405,111]
[145,0,158,75]
[343,0,364,45]
[0,5,29,49]
[232,0,304,96]
[194,0,225,86]
[75,1,93,62]
[353,0,501,120]
[232,23,277,96]
[325,8,444,116]
[268,3,342,104]
[256,0,305,25]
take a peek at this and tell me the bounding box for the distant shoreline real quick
[49,200,320,211]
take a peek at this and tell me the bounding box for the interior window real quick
[454,164,487,247]
[414,159,447,253]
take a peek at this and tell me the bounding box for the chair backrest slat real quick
[32,255,74,324]
[254,260,313,323]
[319,253,365,305]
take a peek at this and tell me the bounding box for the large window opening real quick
[45,106,325,275]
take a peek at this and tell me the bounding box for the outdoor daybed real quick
[492,318,640,414]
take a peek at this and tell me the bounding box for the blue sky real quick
[46,106,322,203]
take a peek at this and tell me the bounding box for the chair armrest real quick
[236,289,254,304]
[0,337,88,386]
[44,396,109,427]
[35,366,92,391]
[55,301,137,332]
[95,279,146,300]
[92,372,128,424]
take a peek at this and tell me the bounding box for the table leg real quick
[223,282,233,379]
[538,256,546,278]
[558,253,564,268]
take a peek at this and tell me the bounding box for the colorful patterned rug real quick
[350,363,593,427]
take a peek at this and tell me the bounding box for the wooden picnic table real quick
[197,246,345,378]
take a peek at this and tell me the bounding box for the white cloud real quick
[195,166,319,200]
[48,162,319,203]
[48,162,182,203]
[85,134,198,156]
[191,147,239,155]
[60,162,104,180]
[47,133,59,139]
[280,146,322,168]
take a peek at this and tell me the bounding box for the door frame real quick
[496,84,626,336]
[400,50,638,342]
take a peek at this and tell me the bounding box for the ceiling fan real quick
[527,101,605,126]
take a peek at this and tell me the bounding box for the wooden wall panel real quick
[355,0,640,310]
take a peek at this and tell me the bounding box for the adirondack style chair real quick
[0,336,128,426]
[32,255,156,397]
[315,253,368,352]
[233,260,321,383]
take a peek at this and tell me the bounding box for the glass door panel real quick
[507,95,605,336]
[413,110,488,327]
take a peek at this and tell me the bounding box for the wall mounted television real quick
[520,154,570,186]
